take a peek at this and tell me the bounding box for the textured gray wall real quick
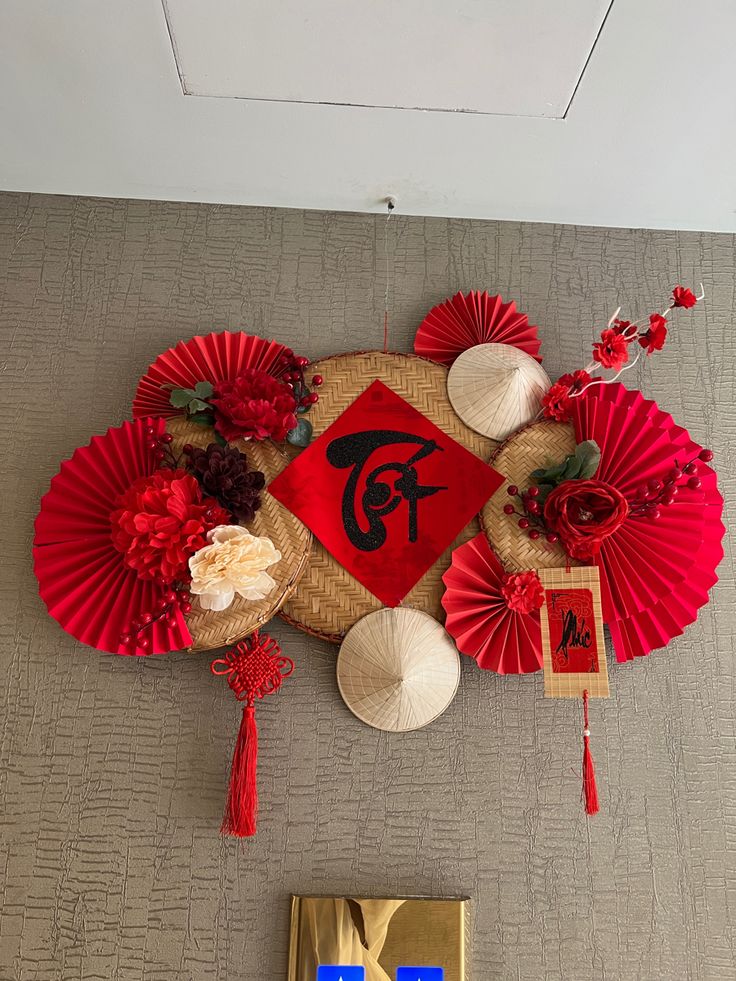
[1,192,734,981]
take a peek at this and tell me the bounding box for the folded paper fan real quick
[132,330,288,419]
[569,383,724,662]
[336,608,460,731]
[34,418,192,655]
[442,533,542,674]
[414,290,542,366]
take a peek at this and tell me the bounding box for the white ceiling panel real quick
[164,0,612,118]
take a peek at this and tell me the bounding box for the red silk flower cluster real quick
[543,478,628,560]
[501,570,545,614]
[212,368,298,442]
[111,469,229,582]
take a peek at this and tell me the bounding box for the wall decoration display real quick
[33,282,723,831]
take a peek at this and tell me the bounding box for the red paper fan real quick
[132,331,288,418]
[442,533,542,674]
[414,290,542,366]
[34,418,192,656]
[570,384,724,662]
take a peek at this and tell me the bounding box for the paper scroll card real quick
[538,566,609,698]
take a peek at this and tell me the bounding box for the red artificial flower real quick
[672,285,697,309]
[542,369,592,422]
[639,313,668,354]
[612,318,632,335]
[544,478,629,560]
[501,570,545,615]
[111,469,229,582]
[212,368,297,442]
[592,328,629,371]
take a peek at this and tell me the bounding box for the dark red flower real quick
[110,469,229,582]
[612,319,632,336]
[212,368,297,442]
[501,570,545,614]
[672,285,697,309]
[544,478,629,560]
[542,369,592,422]
[639,313,668,354]
[592,328,629,371]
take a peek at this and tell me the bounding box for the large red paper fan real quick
[442,533,542,674]
[34,418,192,656]
[414,290,542,366]
[569,384,724,662]
[133,330,288,419]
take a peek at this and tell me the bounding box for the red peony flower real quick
[212,368,297,442]
[110,469,229,582]
[501,570,545,614]
[672,285,697,309]
[592,328,629,371]
[542,369,592,422]
[639,313,668,354]
[544,478,629,560]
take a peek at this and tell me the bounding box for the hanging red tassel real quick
[211,631,294,838]
[582,689,599,815]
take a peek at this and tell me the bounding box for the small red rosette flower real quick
[543,478,629,560]
[592,328,629,371]
[501,570,545,614]
[639,313,668,354]
[542,369,592,422]
[212,368,297,442]
[671,285,697,309]
[110,469,229,581]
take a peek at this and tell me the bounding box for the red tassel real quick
[582,690,599,815]
[221,704,259,837]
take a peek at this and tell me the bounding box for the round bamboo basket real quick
[280,351,495,643]
[481,419,581,571]
[166,417,312,651]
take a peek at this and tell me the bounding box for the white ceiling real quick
[1,1,735,231]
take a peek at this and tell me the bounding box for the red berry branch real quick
[628,448,713,519]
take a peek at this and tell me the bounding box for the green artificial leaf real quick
[187,398,211,413]
[214,431,228,447]
[574,439,601,479]
[561,456,582,480]
[286,417,313,448]
[193,380,214,399]
[170,387,196,408]
[190,410,215,426]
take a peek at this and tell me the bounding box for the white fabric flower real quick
[188,525,281,612]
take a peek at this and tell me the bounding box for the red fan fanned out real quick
[34,418,192,656]
[414,290,542,366]
[570,384,724,662]
[442,533,542,674]
[132,331,288,419]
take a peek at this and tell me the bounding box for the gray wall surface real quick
[1,192,734,981]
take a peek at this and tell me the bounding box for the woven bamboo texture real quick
[166,418,312,652]
[481,419,582,572]
[281,351,495,643]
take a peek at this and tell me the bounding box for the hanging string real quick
[383,197,395,353]
[581,689,600,815]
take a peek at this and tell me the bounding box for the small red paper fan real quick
[132,330,288,419]
[442,533,542,674]
[569,384,724,662]
[34,418,192,656]
[414,290,542,366]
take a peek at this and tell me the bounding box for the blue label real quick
[316,968,366,981]
[396,969,444,981]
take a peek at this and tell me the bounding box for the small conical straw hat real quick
[447,342,550,440]
[336,608,461,732]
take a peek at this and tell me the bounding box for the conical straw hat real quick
[447,342,550,440]
[336,608,461,732]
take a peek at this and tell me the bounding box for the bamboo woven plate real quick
[166,417,312,652]
[280,351,495,643]
[447,343,550,441]
[337,608,461,732]
[481,419,582,572]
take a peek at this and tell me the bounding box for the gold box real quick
[288,894,469,981]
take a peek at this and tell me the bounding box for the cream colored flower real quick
[188,525,281,612]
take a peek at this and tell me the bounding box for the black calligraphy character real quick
[326,430,447,551]
[554,607,592,663]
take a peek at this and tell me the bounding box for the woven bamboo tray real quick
[280,351,495,643]
[481,419,582,572]
[166,418,312,652]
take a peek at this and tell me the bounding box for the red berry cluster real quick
[278,349,322,411]
[119,585,192,654]
[629,448,713,519]
[144,425,178,466]
[503,485,558,543]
